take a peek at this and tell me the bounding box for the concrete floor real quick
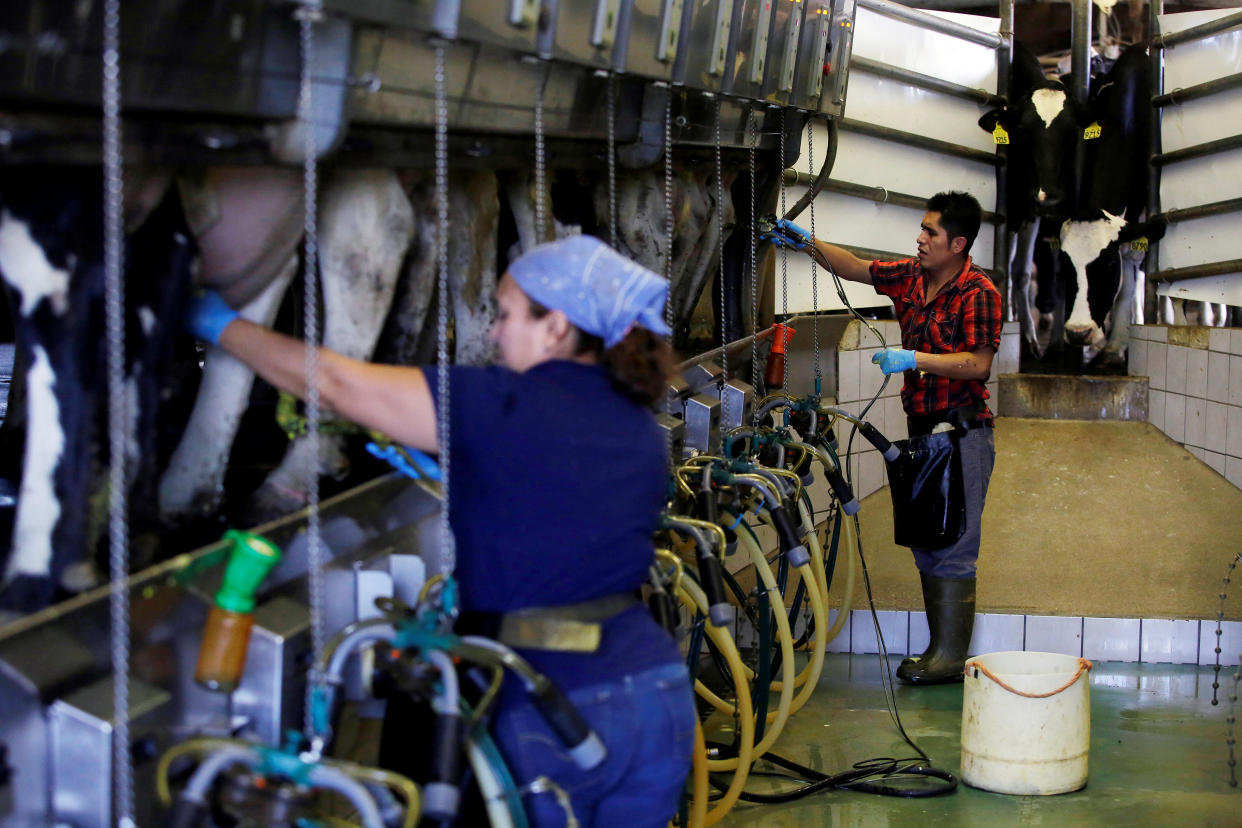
[715,653,1241,827]
[854,418,1242,620]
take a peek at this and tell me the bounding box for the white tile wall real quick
[1084,617,1141,662]
[969,613,1025,656]
[824,609,852,654]
[1140,619,1201,664]
[1131,326,1242,496]
[850,609,907,655]
[1199,620,1242,667]
[908,611,930,657]
[1025,614,1084,656]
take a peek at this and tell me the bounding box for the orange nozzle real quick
[770,323,797,356]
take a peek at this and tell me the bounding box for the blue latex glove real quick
[761,218,814,250]
[185,289,238,346]
[871,348,918,375]
[366,442,444,482]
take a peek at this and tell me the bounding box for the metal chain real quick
[714,97,729,431]
[296,1,327,746]
[748,111,759,398]
[663,87,676,465]
[534,64,548,243]
[606,72,618,248]
[779,109,788,319]
[102,0,134,823]
[434,43,454,577]
[807,118,820,389]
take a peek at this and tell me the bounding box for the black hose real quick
[782,117,840,222]
[707,749,957,802]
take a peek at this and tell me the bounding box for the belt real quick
[460,593,640,654]
[907,405,992,438]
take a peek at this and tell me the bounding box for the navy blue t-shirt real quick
[428,360,681,690]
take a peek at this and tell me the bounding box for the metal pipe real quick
[855,0,1002,48]
[1156,197,1242,224]
[1153,72,1242,107]
[673,327,774,373]
[1155,10,1242,49]
[1147,0,1164,324]
[994,0,1014,307]
[1151,259,1242,284]
[780,171,1001,224]
[838,118,1000,166]
[850,56,1003,106]
[1071,0,1092,107]
[1153,134,1242,166]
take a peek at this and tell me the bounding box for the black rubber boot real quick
[896,575,975,684]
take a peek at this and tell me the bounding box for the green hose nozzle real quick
[213,530,283,614]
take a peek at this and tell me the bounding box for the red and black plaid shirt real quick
[870,257,1002,421]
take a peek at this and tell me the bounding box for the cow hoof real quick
[1089,349,1128,374]
[0,574,58,614]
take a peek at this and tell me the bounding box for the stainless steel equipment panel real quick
[539,0,630,70]
[821,0,856,116]
[762,0,806,103]
[790,0,833,110]
[322,0,541,51]
[50,676,171,828]
[720,378,756,431]
[616,0,685,79]
[684,392,722,455]
[722,0,776,100]
[672,0,738,92]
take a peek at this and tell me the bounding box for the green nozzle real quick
[214,530,283,614]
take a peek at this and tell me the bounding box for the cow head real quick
[979,81,1090,221]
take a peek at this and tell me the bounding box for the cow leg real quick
[1012,221,1042,358]
[247,170,414,519]
[448,172,499,367]
[159,258,297,520]
[1097,247,1137,368]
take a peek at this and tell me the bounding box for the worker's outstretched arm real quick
[191,291,438,452]
[764,218,872,284]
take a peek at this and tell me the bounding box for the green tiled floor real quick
[714,654,1240,827]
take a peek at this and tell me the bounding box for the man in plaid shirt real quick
[766,191,1001,684]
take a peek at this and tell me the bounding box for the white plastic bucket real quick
[961,651,1092,795]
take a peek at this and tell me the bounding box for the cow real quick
[1057,44,1166,368]
[979,42,1084,360]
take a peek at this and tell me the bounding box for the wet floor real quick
[714,653,1240,827]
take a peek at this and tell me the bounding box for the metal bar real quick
[1151,259,1242,283]
[838,118,1000,166]
[1153,133,1242,166]
[1153,72,1242,107]
[1146,0,1163,323]
[994,0,1013,315]
[1071,0,1092,106]
[855,0,1002,48]
[1155,10,1242,49]
[850,56,1004,106]
[781,171,1001,224]
[1156,196,1242,224]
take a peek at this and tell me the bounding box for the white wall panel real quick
[1161,152,1242,210]
[777,8,1000,314]
[1156,9,1242,298]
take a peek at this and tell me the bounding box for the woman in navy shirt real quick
[188,234,695,827]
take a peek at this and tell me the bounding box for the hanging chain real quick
[778,109,788,319]
[533,64,549,243]
[714,97,729,432]
[434,43,454,577]
[606,72,618,248]
[663,87,676,465]
[296,1,327,747]
[806,118,820,390]
[748,110,759,398]
[102,0,134,823]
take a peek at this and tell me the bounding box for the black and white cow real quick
[1057,44,1165,366]
[979,42,1084,359]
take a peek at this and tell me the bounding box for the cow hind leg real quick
[247,170,414,521]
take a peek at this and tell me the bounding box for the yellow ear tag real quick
[992,124,1010,145]
[1131,237,1148,252]
[1084,121,1102,140]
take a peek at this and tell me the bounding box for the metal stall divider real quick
[1149,6,1242,314]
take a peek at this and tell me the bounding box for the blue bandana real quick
[508,235,672,348]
